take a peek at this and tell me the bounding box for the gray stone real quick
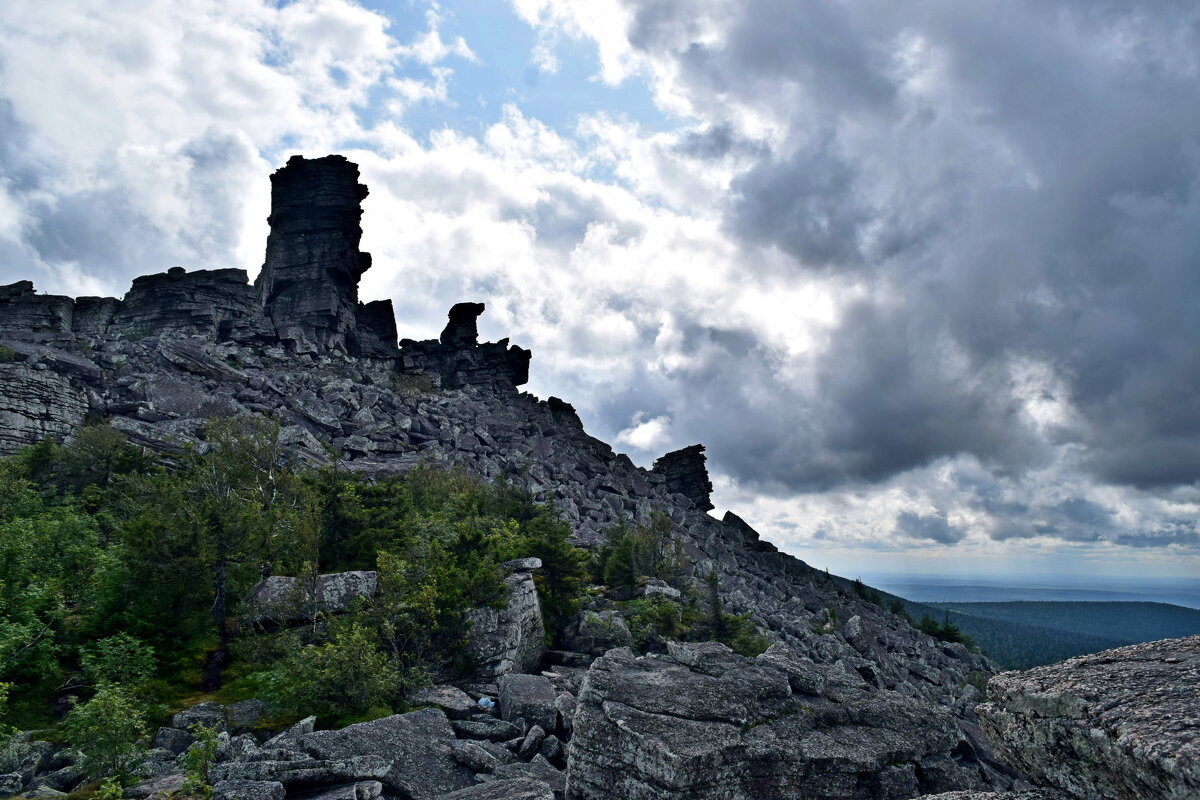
[410,685,477,720]
[565,642,1001,800]
[467,570,545,679]
[438,777,556,800]
[516,725,546,761]
[297,782,383,800]
[211,779,286,800]
[225,699,269,732]
[172,701,229,733]
[124,771,185,798]
[244,571,378,625]
[651,444,713,512]
[498,675,557,734]
[262,716,316,748]
[209,756,390,787]
[450,719,523,742]
[152,726,195,755]
[297,709,474,798]
[978,635,1200,800]
[450,741,501,774]
[561,611,632,657]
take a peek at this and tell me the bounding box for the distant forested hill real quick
[831,576,1200,670]
[931,601,1200,649]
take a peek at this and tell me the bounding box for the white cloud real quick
[616,412,673,452]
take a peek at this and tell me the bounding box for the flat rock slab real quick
[438,777,556,799]
[565,642,998,800]
[977,635,1200,800]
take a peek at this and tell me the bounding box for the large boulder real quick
[498,674,557,733]
[977,635,1200,800]
[244,571,378,625]
[297,708,474,799]
[566,641,1011,800]
[466,560,545,678]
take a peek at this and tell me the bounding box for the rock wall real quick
[977,635,1200,800]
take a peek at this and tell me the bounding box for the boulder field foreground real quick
[0,155,1197,799]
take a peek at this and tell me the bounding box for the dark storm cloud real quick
[893,511,965,545]
[599,0,1200,512]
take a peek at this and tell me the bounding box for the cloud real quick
[3,0,1200,570]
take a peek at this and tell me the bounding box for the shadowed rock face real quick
[652,444,714,511]
[400,303,531,388]
[977,635,1200,800]
[116,267,273,341]
[255,155,376,355]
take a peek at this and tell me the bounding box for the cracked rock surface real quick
[978,635,1200,800]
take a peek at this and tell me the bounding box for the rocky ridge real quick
[8,154,1195,798]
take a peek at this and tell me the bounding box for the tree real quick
[62,685,148,784]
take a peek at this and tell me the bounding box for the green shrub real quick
[592,512,686,593]
[257,621,407,726]
[62,685,148,784]
[0,346,17,363]
[80,633,156,688]
[179,722,220,799]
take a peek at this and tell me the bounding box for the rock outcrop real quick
[465,559,545,680]
[254,155,385,356]
[244,570,379,626]
[652,444,714,512]
[977,635,1200,800]
[566,641,1014,800]
[0,154,1003,757]
[399,303,531,389]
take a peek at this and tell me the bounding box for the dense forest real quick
[0,419,768,796]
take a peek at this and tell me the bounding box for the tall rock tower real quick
[255,155,379,354]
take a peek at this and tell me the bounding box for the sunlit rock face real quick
[978,635,1200,800]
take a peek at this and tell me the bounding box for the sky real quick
[2,0,1199,580]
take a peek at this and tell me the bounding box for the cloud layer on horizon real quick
[2,0,1199,569]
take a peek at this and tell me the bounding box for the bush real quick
[257,621,407,726]
[592,512,686,593]
[80,633,156,688]
[0,345,16,363]
[62,685,148,784]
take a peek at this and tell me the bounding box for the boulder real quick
[437,777,557,799]
[303,782,385,800]
[211,779,286,800]
[466,568,545,679]
[410,685,477,720]
[297,708,474,798]
[977,635,1200,800]
[560,611,632,657]
[244,571,378,625]
[172,701,228,733]
[451,718,524,742]
[152,726,194,755]
[498,675,557,733]
[450,741,501,774]
[565,642,1006,800]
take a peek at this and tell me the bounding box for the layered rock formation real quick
[977,635,1200,800]
[565,641,1016,800]
[652,443,714,512]
[255,155,386,356]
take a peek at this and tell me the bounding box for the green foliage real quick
[506,512,589,641]
[0,345,16,362]
[257,621,407,726]
[0,430,593,731]
[80,633,156,688]
[62,685,148,784]
[963,669,989,698]
[94,777,125,800]
[179,722,220,799]
[624,597,693,650]
[852,578,883,607]
[390,372,436,398]
[914,614,977,648]
[592,512,686,593]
